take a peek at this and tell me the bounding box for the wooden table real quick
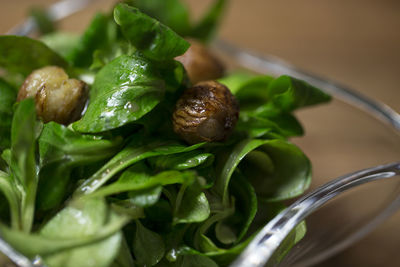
[1,0,399,266]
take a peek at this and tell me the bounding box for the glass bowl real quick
[1,1,399,266]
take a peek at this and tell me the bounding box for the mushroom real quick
[18,66,88,125]
[172,80,239,144]
[175,39,225,84]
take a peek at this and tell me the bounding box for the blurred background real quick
[1,0,399,266]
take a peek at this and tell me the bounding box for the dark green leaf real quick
[266,75,331,112]
[133,220,165,266]
[68,13,118,68]
[177,254,219,267]
[127,0,191,36]
[215,171,257,245]
[237,113,303,138]
[73,54,165,133]
[37,122,121,211]
[240,140,311,201]
[0,79,16,150]
[30,7,56,35]
[213,139,270,205]
[0,36,68,76]
[114,3,190,61]
[39,122,121,167]
[111,236,136,267]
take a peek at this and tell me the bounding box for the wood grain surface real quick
[1,0,399,266]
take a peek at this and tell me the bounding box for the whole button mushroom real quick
[18,66,88,125]
[175,39,225,84]
[173,80,239,144]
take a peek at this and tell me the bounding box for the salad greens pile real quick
[0,1,331,266]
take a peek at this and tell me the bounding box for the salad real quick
[0,1,331,266]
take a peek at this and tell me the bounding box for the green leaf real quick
[89,164,196,198]
[148,150,214,171]
[111,236,135,267]
[29,7,56,35]
[0,36,68,76]
[190,0,228,42]
[128,186,162,207]
[40,32,80,60]
[237,113,303,138]
[173,237,252,267]
[213,138,311,205]
[114,3,190,61]
[133,220,165,266]
[90,41,134,70]
[0,170,20,229]
[267,221,307,265]
[127,0,191,36]
[240,140,311,201]
[109,198,145,219]
[0,199,128,258]
[37,122,121,211]
[213,139,270,205]
[266,75,331,112]
[218,71,257,94]
[40,198,124,267]
[68,13,118,68]
[76,134,204,195]
[73,54,165,133]
[10,99,38,232]
[39,122,121,167]
[0,78,17,151]
[174,182,210,224]
[177,254,219,267]
[215,171,257,245]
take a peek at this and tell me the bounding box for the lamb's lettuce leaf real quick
[68,13,118,68]
[37,122,122,211]
[133,220,165,266]
[73,54,165,133]
[10,99,39,232]
[114,3,190,61]
[0,36,68,76]
[0,79,16,151]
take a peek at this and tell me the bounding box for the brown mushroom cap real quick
[175,39,225,84]
[18,66,88,125]
[172,80,239,144]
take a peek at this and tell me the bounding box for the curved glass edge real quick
[214,39,400,132]
[230,162,400,267]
